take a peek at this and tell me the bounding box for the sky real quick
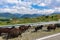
[0,0,60,14]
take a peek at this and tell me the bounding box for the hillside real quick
[0,13,60,25]
[0,13,43,18]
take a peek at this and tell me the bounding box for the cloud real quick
[54,7,60,12]
[0,8,18,13]
[0,0,60,14]
[44,0,52,4]
[7,0,18,3]
[38,3,47,6]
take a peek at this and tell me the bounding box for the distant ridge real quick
[0,13,60,18]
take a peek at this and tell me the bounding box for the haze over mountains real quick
[0,13,59,18]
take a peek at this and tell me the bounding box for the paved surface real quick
[36,33,60,40]
[1,21,60,27]
[44,35,60,40]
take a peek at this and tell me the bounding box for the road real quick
[0,21,60,27]
[36,33,60,40]
[44,35,60,40]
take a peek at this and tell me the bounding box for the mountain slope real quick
[0,13,60,19]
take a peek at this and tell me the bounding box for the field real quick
[0,14,60,25]
[0,26,60,40]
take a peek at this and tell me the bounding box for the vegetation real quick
[0,14,60,25]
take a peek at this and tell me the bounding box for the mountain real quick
[0,13,60,19]
[0,13,12,18]
[0,13,23,18]
[0,13,43,18]
[20,14,43,18]
[12,13,23,18]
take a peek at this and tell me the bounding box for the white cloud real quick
[39,3,46,6]
[43,9,55,14]
[18,1,32,8]
[0,0,59,14]
[54,7,60,12]
[0,6,55,14]
[6,0,18,4]
[45,0,52,4]
[0,8,18,13]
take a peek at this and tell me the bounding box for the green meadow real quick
[0,14,60,25]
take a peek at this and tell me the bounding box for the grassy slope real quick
[15,14,60,24]
[0,14,60,25]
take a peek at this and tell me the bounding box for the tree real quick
[24,17,29,19]
[45,16,49,18]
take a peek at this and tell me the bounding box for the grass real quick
[0,14,60,25]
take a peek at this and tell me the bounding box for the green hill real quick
[0,13,60,25]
